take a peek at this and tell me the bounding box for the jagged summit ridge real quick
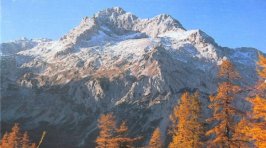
[95,7,127,17]
[93,7,139,35]
[48,7,217,60]
[92,7,185,36]
[1,7,260,64]
[61,7,186,43]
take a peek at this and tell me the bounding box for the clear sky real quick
[1,0,266,52]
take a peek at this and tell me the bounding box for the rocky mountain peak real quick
[93,7,138,35]
[73,7,185,37]
[151,14,184,30]
[1,7,261,147]
[94,7,127,18]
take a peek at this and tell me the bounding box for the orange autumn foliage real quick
[258,54,266,76]
[237,54,266,148]
[237,96,266,148]
[148,127,163,148]
[0,123,37,148]
[96,113,117,148]
[245,96,266,148]
[169,92,204,148]
[96,113,140,148]
[116,121,140,148]
[206,59,244,147]
[252,54,266,97]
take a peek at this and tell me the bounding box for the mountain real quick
[0,7,262,147]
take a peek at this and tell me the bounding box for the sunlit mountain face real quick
[0,7,262,147]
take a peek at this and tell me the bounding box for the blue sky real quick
[1,0,266,52]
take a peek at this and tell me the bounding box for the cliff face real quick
[0,7,260,147]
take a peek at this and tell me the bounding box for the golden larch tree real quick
[148,127,163,148]
[21,132,30,148]
[0,133,9,147]
[245,96,266,148]
[237,54,266,148]
[7,123,22,147]
[233,119,251,148]
[169,91,204,148]
[21,132,36,148]
[96,113,118,148]
[115,121,138,148]
[116,121,128,136]
[257,54,266,89]
[96,113,139,148]
[206,59,244,147]
[0,123,38,148]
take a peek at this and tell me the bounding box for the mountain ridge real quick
[0,7,262,147]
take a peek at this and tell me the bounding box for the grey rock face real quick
[0,7,262,147]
